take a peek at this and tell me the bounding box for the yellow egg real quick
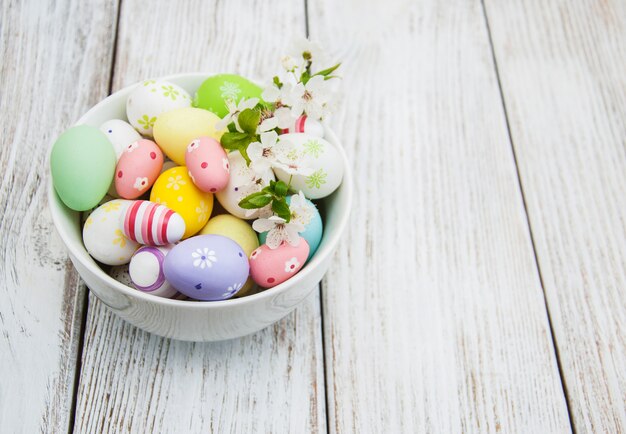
[153,107,225,165]
[200,214,260,297]
[150,166,213,238]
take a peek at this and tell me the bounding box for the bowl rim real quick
[48,72,353,309]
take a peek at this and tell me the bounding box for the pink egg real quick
[281,115,324,137]
[121,200,186,246]
[115,139,163,199]
[185,137,230,193]
[249,239,310,288]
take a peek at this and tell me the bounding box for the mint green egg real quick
[50,125,116,211]
[193,74,262,118]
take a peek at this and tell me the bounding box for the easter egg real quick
[121,200,185,245]
[282,115,324,137]
[163,235,250,301]
[185,137,230,193]
[83,199,139,265]
[193,74,263,118]
[153,107,224,165]
[129,245,179,298]
[249,239,310,288]
[259,194,322,261]
[109,265,132,286]
[114,139,163,199]
[274,134,344,199]
[200,214,259,296]
[215,151,275,219]
[126,79,191,137]
[200,214,259,256]
[99,119,141,159]
[50,125,116,211]
[149,166,213,238]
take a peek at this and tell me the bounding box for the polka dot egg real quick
[249,239,310,288]
[149,166,213,238]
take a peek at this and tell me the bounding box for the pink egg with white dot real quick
[185,136,230,193]
[129,245,180,298]
[249,238,309,288]
[115,139,163,199]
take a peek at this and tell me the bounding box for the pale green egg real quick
[50,125,116,211]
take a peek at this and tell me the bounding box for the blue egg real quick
[259,196,322,261]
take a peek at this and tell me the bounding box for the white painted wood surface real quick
[484,1,626,432]
[0,1,118,433]
[308,0,572,432]
[2,0,625,432]
[72,1,326,433]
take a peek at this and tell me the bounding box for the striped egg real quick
[282,115,324,137]
[129,246,180,298]
[121,200,186,245]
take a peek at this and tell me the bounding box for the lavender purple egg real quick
[163,234,249,301]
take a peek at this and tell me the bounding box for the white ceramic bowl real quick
[48,73,352,341]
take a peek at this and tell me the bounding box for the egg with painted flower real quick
[163,235,250,301]
[249,239,310,288]
[274,133,343,199]
[126,79,191,137]
[193,74,263,118]
[149,166,213,238]
[114,139,163,199]
[83,199,140,265]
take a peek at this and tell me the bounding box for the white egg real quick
[274,133,344,199]
[215,151,275,219]
[109,265,132,286]
[83,199,139,265]
[126,79,191,137]
[129,245,179,298]
[99,119,141,159]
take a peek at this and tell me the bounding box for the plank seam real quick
[68,0,124,432]
[479,1,576,432]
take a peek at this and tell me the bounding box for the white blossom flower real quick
[261,81,293,104]
[252,216,304,249]
[284,75,332,120]
[281,55,299,72]
[216,97,259,131]
[248,131,285,174]
[289,191,314,226]
[258,106,295,133]
[284,257,301,273]
[192,248,217,269]
[288,37,325,65]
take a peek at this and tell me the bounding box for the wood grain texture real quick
[484,1,626,432]
[0,0,118,432]
[308,0,572,432]
[73,1,326,433]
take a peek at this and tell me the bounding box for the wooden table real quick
[2,0,625,432]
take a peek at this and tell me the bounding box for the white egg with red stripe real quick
[121,200,186,246]
[281,115,324,137]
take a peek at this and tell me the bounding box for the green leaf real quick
[220,132,249,150]
[274,180,289,197]
[300,69,311,85]
[238,108,261,135]
[273,76,283,89]
[314,62,341,77]
[272,198,291,222]
[238,192,272,209]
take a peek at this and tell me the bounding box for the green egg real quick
[193,74,263,117]
[50,125,116,211]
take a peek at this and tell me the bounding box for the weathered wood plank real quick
[0,0,119,432]
[73,1,326,433]
[308,0,572,432]
[484,1,626,432]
